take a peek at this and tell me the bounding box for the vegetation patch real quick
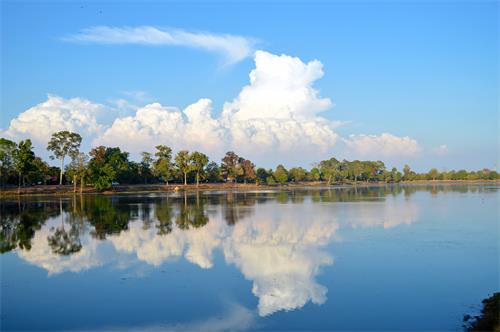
[464,293,499,332]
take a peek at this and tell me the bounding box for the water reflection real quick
[0,185,493,317]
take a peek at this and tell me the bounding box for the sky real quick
[1,1,498,171]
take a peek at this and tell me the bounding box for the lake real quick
[1,185,498,331]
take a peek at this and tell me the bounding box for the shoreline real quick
[0,180,498,198]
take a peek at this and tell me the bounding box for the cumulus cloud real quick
[95,51,339,163]
[96,99,226,154]
[1,50,420,164]
[1,95,104,151]
[63,26,257,65]
[222,51,332,121]
[221,51,338,158]
[343,133,421,158]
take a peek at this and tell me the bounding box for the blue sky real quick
[1,1,498,171]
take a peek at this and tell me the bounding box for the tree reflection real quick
[0,199,58,252]
[47,200,82,255]
[1,184,491,257]
[154,197,173,235]
[82,196,131,239]
[175,192,209,230]
[222,192,255,226]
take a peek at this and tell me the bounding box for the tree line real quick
[0,131,497,191]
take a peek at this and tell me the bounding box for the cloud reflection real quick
[13,189,419,317]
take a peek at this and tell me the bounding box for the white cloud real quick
[63,26,257,65]
[431,144,449,156]
[221,51,338,159]
[1,95,104,151]
[1,51,421,165]
[91,51,339,164]
[95,99,226,154]
[343,133,421,158]
[222,51,332,121]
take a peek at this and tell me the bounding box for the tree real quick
[289,167,307,182]
[47,201,82,255]
[191,151,209,187]
[88,146,118,191]
[319,157,340,184]
[29,156,50,185]
[175,150,192,185]
[206,162,222,183]
[153,145,174,185]
[256,168,269,185]
[273,165,289,184]
[140,152,153,184]
[13,139,36,188]
[428,168,439,181]
[221,151,241,183]
[309,167,321,181]
[0,138,17,187]
[66,152,88,193]
[240,159,256,184]
[47,131,82,185]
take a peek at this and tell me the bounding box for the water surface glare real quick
[1,185,498,331]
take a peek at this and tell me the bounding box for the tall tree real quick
[140,152,153,184]
[12,139,36,188]
[66,152,88,193]
[221,151,241,183]
[47,131,82,185]
[175,150,192,185]
[153,145,173,185]
[240,159,256,184]
[0,138,17,187]
[191,151,209,187]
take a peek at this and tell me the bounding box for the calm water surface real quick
[1,185,498,331]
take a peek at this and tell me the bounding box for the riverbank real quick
[0,180,498,198]
[464,293,499,332]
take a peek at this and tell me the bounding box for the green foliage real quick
[87,146,130,191]
[428,168,440,180]
[191,151,209,186]
[206,162,222,183]
[256,168,270,184]
[0,138,17,186]
[13,139,36,187]
[66,152,89,192]
[309,167,321,181]
[140,152,154,184]
[319,157,340,184]
[47,131,82,185]
[175,150,193,185]
[1,132,498,189]
[273,164,289,184]
[289,167,307,182]
[153,145,174,184]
